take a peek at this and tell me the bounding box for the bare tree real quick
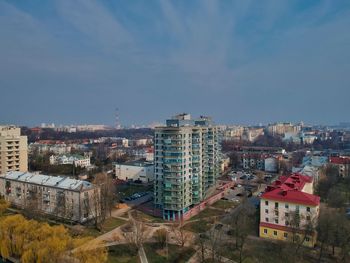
[171,222,190,247]
[228,198,255,263]
[93,173,116,222]
[124,218,147,249]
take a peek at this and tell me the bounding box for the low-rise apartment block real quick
[49,154,91,168]
[0,171,100,223]
[0,126,28,174]
[330,156,350,177]
[259,173,320,247]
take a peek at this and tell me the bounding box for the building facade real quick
[0,126,28,174]
[154,114,222,220]
[259,173,320,247]
[0,171,100,223]
[115,161,154,183]
[330,156,350,177]
[49,154,91,168]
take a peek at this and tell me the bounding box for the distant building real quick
[49,154,91,168]
[29,142,72,155]
[0,126,28,174]
[115,161,154,183]
[267,122,302,136]
[259,173,320,247]
[264,157,278,173]
[154,114,222,220]
[330,156,350,177]
[0,171,100,223]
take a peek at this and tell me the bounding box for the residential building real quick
[49,154,91,168]
[29,142,71,155]
[115,160,154,183]
[330,156,350,177]
[0,126,28,174]
[0,171,100,223]
[259,173,320,247]
[154,114,222,220]
[267,122,302,136]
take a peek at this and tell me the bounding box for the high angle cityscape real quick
[0,1,349,263]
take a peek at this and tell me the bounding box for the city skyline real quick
[1,0,350,126]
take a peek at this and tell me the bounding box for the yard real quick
[211,200,236,210]
[83,217,128,237]
[182,219,213,233]
[144,243,195,263]
[107,244,139,263]
[191,207,225,220]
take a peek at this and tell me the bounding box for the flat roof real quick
[2,171,94,191]
[116,160,154,167]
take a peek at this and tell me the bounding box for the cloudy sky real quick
[0,0,349,126]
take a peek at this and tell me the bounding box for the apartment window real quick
[265,200,268,206]
[275,202,278,208]
[263,229,267,234]
[275,211,279,216]
[285,212,289,218]
[306,215,311,221]
[265,218,269,222]
[285,221,289,226]
[306,207,311,212]
[265,209,268,213]
[284,233,288,238]
[285,204,289,209]
[273,231,277,236]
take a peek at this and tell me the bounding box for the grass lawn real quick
[144,243,195,263]
[182,220,212,233]
[84,217,128,237]
[107,244,139,263]
[191,208,225,220]
[211,200,236,210]
[132,210,165,223]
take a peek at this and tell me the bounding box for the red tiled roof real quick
[330,156,350,165]
[261,173,320,206]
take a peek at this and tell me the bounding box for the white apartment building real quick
[0,171,100,223]
[115,161,154,183]
[49,154,91,168]
[0,126,28,174]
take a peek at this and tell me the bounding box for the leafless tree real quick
[171,222,190,247]
[124,218,147,249]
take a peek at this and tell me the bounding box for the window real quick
[305,237,310,242]
[265,218,269,222]
[264,229,267,234]
[284,233,288,238]
[306,207,311,212]
[273,231,277,236]
[275,219,279,224]
[265,201,268,206]
[285,221,289,226]
[285,204,289,209]
[265,209,268,213]
[306,215,311,221]
[285,212,289,218]
[275,202,279,208]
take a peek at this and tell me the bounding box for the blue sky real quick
[0,0,349,126]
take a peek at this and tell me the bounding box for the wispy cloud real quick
[0,0,349,125]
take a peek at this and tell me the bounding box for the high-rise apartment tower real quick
[154,114,221,220]
[0,126,28,174]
